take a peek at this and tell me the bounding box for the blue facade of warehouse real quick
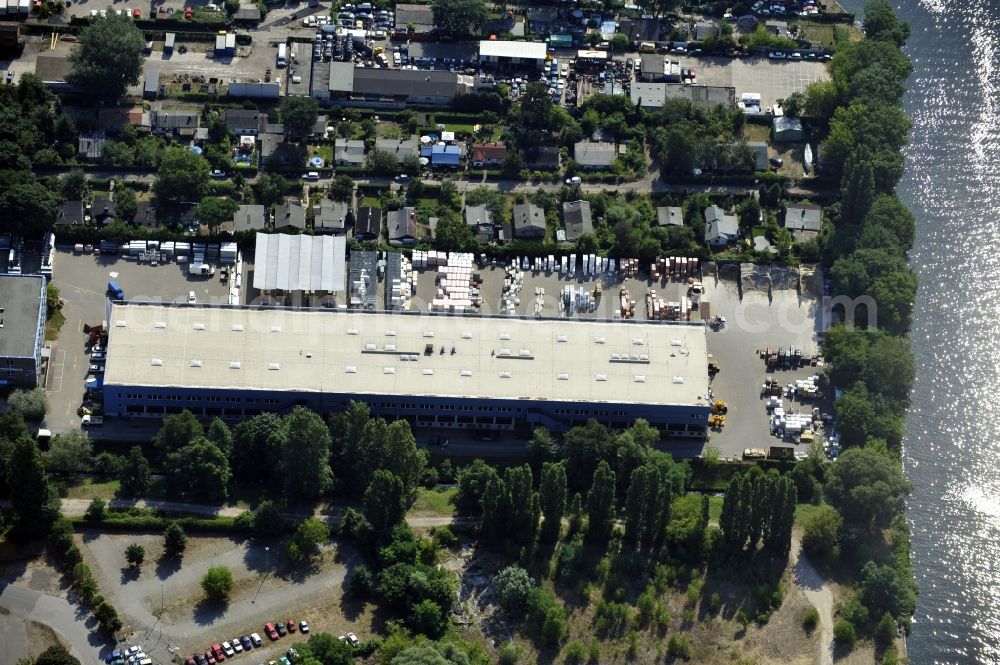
[103,386,709,438]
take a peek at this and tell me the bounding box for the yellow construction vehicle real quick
[712,400,728,414]
[708,414,726,429]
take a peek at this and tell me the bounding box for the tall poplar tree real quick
[539,462,567,543]
[586,461,616,542]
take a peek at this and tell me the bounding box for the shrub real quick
[85,498,107,522]
[875,611,897,647]
[498,642,520,665]
[431,525,457,549]
[201,565,235,601]
[563,640,586,664]
[125,544,145,567]
[802,607,819,631]
[7,388,47,420]
[348,565,375,598]
[881,645,900,665]
[834,618,857,650]
[709,592,722,614]
[667,634,691,659]
[163,521,187,558]
[494,565,533,614]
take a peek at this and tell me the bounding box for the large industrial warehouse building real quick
[102,303,710,437]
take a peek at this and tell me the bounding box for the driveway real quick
[791,537,833,665]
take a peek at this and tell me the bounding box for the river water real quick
[835,0,1000,662]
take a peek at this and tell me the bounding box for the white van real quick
[277,43,288,68]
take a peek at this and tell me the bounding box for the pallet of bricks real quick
[619,287,636,319]
[650,256,701,281]
[645,290,692,321]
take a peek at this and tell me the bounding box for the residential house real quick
[524,146,561,170]
[387,207,418,246]
[748,142,769,170]
[374,135,419,163]
[355,207,383,241]
[783,203,823,242]
[422,143,462,169]
[704,205,739,248]
[97,106,150,132]
[233,205,267,234]
[314,200,350,235]
[773,116,803,142]
[562,200,593,242]
[395,3,435,34]
[618,17,660,44]
[574,141,619,170]
[309,116,329,140]
[224,109,262,135]
[512,203,546,240]
[91,195,117,224]
[693,21,718,41]
[78,135,106,161]
[153,109,200,137]
[260,133,298,168]
[56,201,85,227]
[639,55,682,83]
[133,201,158,231]
[233,5,262,23]
[656,206,683,227]
[464,204,494,230]
[471,143,507,168]
[334,139,366,167]
[274,201,306,232]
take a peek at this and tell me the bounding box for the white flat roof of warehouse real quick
[252,233,346,293]
[478,40,547,60]
[103,304,709,406]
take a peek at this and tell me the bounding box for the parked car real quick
[346,633,359,647]
[204,650,216,665]
[183,4,192,18]
[210,169,226,179]
[286,620,297,633]
[298,621,310,634]
[565,176,582,185]
[250,633,262,648]
[769,156,784,168]
[188,291,196,303]
[302,171,320,181]
[195,654,208,665]
[185,658,196,665]
[230,639,243,654]
[88,364,105,374]
[221,642,235,657]
[240,636,253,651]
[211,644,225,662]
[393,174,410,183]
[275,622,287,637]
[264,624,279,640]
[132,7,140,17]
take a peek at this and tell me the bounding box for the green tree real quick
[281,407,334,500]
[781,91,805,118]
[248,499,288,537]
[156,147,210,205]
[281,96,320,142]
[539,462,567,543]
[67,13,145,99]
[46,283,60,318]
[232,412,285,483]
[287,518,330,560]
[7,388,47,420]
[195,197,238,231]
[804,79,841,119]
[163,521,187,558]
[493,564,533,614]
[860,560,916,619]
[154,409,202,458]
[114,186,137,222]
[585,461,616,542]
[825,445,911,530]
[380,420,427,492]
[505,464,539,545]
[409,599,448,637]
[455,459,499,514]
[839,149,876,227]
[125,543,145,567]
[528,427,559,468]
[201,565,235,601]
[433,214,478,252]
[431,0,486,38]
[43,430,93,475]
[302,633,353,665]
[364,470,406,532]
[59,170,88,200]
[85,497,107,522]
[35,646,82,665]
[206,417,233,459]
[118,446,151,498]
[254,172,289,207]
[368,148,399,174]
[834,618,857,650]
[328,174,354,202]
[9,437,60,538]
[871,270,917,335]
[479,473,510,541]
[862,0,910,46]
[166,437,232,503]
[801,504,843,558]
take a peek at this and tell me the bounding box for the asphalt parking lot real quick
[675,54,829,109]
[45,249,231,433]
[702,276,826,460]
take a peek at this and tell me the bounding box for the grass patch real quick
[61,478,120,500]
[743,123,772,143]
[359,196,381,208]
[410,486,457,517]
[45,309,65,341]
[309,144,333,164]
[794,502,823,526]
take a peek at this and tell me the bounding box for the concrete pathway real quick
[0,579,109,663]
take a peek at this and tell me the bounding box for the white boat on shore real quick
[803,143,814,173]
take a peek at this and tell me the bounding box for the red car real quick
[264,623,279,640]
[286,619,297,633]
[211,645,226,662]
[132,7,140,17]
[185,658,196,665]
[204,651,216,665]
[183,4,192,18]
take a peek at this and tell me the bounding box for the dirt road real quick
[791,538,834,665]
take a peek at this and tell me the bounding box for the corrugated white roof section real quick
[478,40,547,60]
[252,233,346,292]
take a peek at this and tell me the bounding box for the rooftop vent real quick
[632,337,645,346]
[499,332,511,340]
[190,360,202,367]
[270,325,282,333]
[461,331,473,339]
[345,366,357,373]
[365,343,377,351]
[115,320,126,327]
[384,367,396,374]
[347,329,359,335]
[268,363,280,370]
[594,336,606,344]
[557,373,570,380]
[461,369,473,377]
[672,376,685,384]
[596,373,608,381]
[232,324,244,332]
[499,371,511,378]
[634,375,646,383]
[150,358,163,366]
[670,339,683,347]
[423,331,435,338]
[154,321,166,329]
[557,335,568,343]
[519,349,532,357]
[193,323,205,330]
[229,361,241,369]
[422,368,435,375]
[385,329,397,336]
[498,348,512,356]
[385,344,397,352]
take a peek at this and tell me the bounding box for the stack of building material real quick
[220,242,238,265]
[620,287,635,319]
[501,262,524,315]
[562,285,595,314]
[794,375,821,400]
[620,258,639,278]
[431,252,478,313]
